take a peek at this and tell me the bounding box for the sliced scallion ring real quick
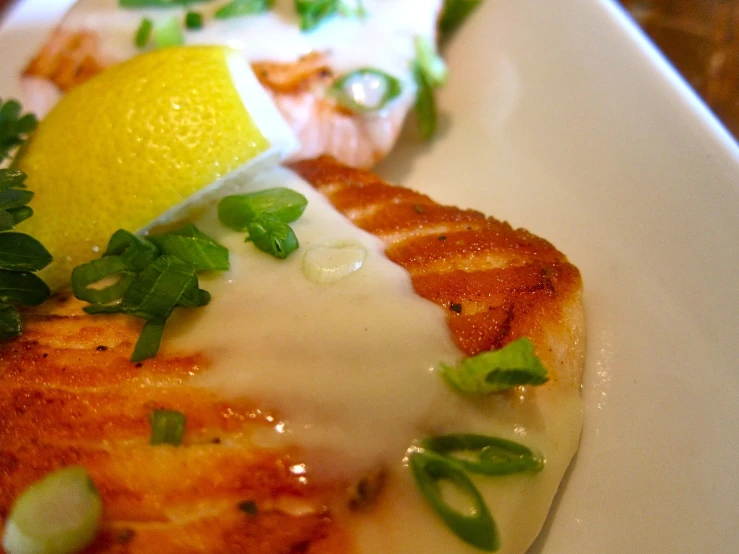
[149,408,186,445]
[302,243,366,285]
[440,337,549,394]
[331,68,403,113]
[410,451,498,551]
[420,434,545,475]
[2,466,102,554]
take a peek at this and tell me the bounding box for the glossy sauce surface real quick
[164,167,583,554]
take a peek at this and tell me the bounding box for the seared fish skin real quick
[0,158,583,552]
[21,0,443,169]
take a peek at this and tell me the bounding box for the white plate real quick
[1,0,738,552]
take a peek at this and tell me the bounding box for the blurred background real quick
[620,0,739,139]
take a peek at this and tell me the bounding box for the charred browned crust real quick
[23,29,110,91]
[0,158,583,552]
[290,157,583,375]
[23,34,333,98]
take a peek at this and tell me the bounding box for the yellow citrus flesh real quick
[16,46,281,291]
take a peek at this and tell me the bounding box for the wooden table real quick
[621,0,739,138]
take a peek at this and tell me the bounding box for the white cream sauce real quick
[163,167,584,554]
[64,0,442,85]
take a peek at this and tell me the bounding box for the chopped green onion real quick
[218,188,308,230]
[0,301,21,338]
[439,0,482,39]
[420,434,544,475]
[412,62,437,140]
[185,11,204,28]
[154,17,184,49]
[121,255,196,319]
[415,36,448,88]
[337,0,366,18]
[71,256,133,304]
[177,276,211,308]
[73,225,223,361]
[410,451,498,551]
[246,215,300,259]
[0,99,37,162]
[294,0,340,31]
[104,229,159,272]
[134,18,153,49]
[2,466,102,554]
[215,0,272,19]
[131,317,166,362]
[149,408,186,445]
[440,337,549,394]
[0,269,52,306]
[120,0,208,7]
[148,224,229,271]
[302,243,366,285]
[331,68,403,113]
[0,233,53,272]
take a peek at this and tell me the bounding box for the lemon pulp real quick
[16,45,296,291]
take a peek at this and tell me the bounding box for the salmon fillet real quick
[0,157,584,552]
[21,0,443,168]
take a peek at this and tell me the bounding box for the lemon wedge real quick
[15,46,297,291]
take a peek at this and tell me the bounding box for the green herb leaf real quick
[420,434,545,475]
[2,466,102,554]
[154,17,184,48]
[149,408,186,445]
[410,451,498,551]
[0,233,53,272]
[412,62,437,140]
[149,224,229,271]
[6,206,33,226]
[294,0,340,31]
[330,68,403,113]
[0,99,37,162]
[132,317,167,362]
[246,215,299,259]
[440,337,549,394]
[218,188,308,231]
[122,255,196,319]
[134,18,153,49]
[0,188,33,211]
[185,10,204,28]
[71,256,134,305]
[215,0,272,19]
[439,0,482,39]
[0,301,21,339]
[0,169,27,190]
[0,211,14,231]
[0,269,51,307]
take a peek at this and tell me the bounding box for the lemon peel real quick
[16,45,297,291]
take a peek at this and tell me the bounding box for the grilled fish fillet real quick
[21,0,442,169]
[0,157,584,552]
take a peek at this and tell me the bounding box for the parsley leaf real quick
[0,99,37,163]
